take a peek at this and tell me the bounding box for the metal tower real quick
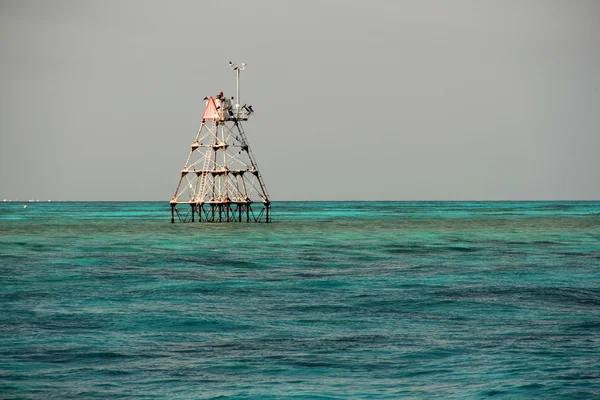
[170,63,271,223]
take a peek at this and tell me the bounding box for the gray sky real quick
[1,0,599,201]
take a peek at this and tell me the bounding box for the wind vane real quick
[169,62,271,223]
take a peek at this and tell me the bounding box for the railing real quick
[216,107,253,121]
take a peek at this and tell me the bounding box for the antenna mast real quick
[229,61,246,117]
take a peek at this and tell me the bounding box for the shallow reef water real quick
[1,201,599,399]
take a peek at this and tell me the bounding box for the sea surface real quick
[1,201,600,399]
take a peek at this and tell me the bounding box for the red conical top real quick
[202,96,220,120]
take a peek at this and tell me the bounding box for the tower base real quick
[170,202,271,223]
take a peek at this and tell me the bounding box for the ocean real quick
[1,201,599,399]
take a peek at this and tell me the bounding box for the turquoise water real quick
[1,201,599,399]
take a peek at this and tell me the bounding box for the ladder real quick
[196,152,212,202]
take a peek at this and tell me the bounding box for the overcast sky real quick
[1,0,599,200]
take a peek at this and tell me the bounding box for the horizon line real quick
[2,199,600,203]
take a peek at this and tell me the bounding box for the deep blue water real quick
[1,201,600,399]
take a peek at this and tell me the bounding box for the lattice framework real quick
[170,99,271,223]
